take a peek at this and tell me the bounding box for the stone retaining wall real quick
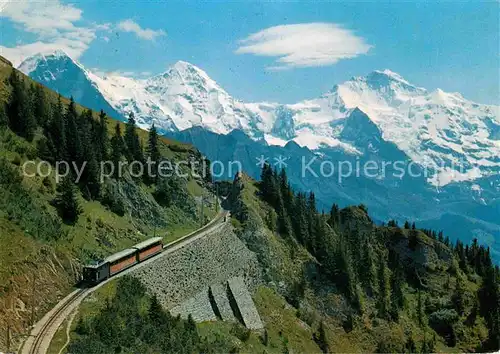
[227,277,263,330]
[131,222,261,310]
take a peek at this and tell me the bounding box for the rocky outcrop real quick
[390,230,453,271]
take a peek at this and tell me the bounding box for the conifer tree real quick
[276,191,293,239]
[147,123,161,163]
[306,192,317,252]
[360,239,378,296]
[479,263,500,350]
[278,168,293,211]
[291,192,309,245]
[64,97,82,164]
[409,229,418,251]
[124,112,144,162]
[328,204,340,228]
[110,123,125,179]
[377,252,391,319]
[79,110,100,199]
[7,70,36,141]
[31,84,49,127]
[53,177,82,224]
[147,123,161,181]
[48,95,67,161]
[452,275,466,314]
[96,109,109,162]
[260,163,278,206]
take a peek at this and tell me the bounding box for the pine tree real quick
[278,168,293,212]
[124,112,143,161]
[110,123,125,179]
[479,263,500,351]
[409,229,418,251]
[306,192,317,252]
[291,192,309,245]
[7,70,36,141]
[79,109,100,199]
[404,221,410,229]
[391,260,405,309]
[53,177,82,224]
[260,163,273,201]
[452,275,466,314]
[147,123,161,181]
[260,163,279,207]
[377,252,391,319]
[149,295,167,325]
[96,109,109,162]
[276,192,293,239]
[328,204,340,229]
[31,84,49,127]
[48,95,67,161]
[360,238,377,296]
[64,97,82,164]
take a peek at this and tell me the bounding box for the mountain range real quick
[17,50,500,260]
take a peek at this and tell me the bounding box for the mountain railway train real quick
[83,236,163,285]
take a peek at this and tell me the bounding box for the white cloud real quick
[117,19,165,41]
[235,23,372,70]
[0,0,105,65]
[0,0,83,37]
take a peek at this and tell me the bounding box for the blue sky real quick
[1,1,498,104]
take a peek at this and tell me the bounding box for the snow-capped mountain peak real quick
[17,53,499,186]
[18,49,81,80]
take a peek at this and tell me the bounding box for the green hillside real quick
[60,169,500,353]
[218,169,499,352]
[0,57,217,351]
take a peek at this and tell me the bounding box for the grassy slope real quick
[0,59,216,350]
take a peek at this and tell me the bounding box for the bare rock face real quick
[390,230,453,272]
[130,222,261,310]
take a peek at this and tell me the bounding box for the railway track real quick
[24,289,89,354]
[21,210,229,354]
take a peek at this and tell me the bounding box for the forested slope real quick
[0,56,216,350]
[226,167,500,352]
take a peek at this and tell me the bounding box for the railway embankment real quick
[130,222,262,320]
